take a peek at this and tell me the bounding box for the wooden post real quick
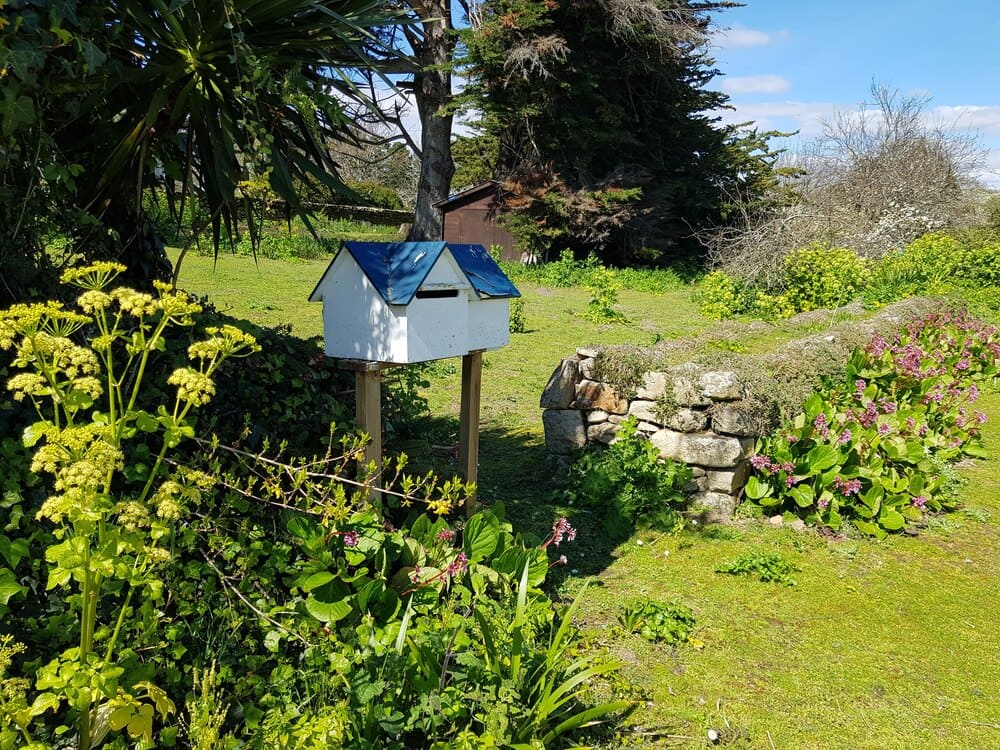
[338,359,385,500]
[355,369,382,475]
[459,350,484,516]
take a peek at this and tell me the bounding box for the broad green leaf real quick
[879,510,905,531]
[789,484,815,508]
[463,512,500,562]
[744,475,773,500]
[304,594,352,623]
[298,571,335,592]
[853,519,883,538]
[806,444,840,472]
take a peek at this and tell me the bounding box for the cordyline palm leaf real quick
[95,0,405,257]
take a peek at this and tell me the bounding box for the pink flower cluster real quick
[546,517,577,547]
[832,476,862,496]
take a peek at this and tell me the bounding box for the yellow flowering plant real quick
[0,263,258,750]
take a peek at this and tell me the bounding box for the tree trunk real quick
[408,0,455,241]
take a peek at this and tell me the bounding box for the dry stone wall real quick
[541,348,773,516]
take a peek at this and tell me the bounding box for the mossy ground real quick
[170,250,1000,749]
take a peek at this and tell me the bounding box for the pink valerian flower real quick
[817,496,830,510]
[780,462,795,473]
[905,417,916,432]
[436,528,456,543]
[445,552,468,577]
[787,434,799,443]
[975,411,988,425]
[968,384,980,403]
[912,495,928,509]
[877,422,891,436]
[858,401,879,428]
[813,412,830,439]
[785,475,801,488]
[750,454,772,471]
[342,531,360,547]
[544,517,577,548]
[878,398,897,414]
[832,476,862,496]
[838,429,852,444]
[954,358,970,371]
[410,565,422,583]
[867,335,888,357]
[855,379,867,397]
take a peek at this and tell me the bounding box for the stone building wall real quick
[541,348,772,516]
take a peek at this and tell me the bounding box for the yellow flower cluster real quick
[71,376,104,399]
[54,459,106,492]
[15,333,99,378]
[6,372,47,401]
[153,281,202,324]
[151,481,184,521]
[168,367,216,406]
[188,325,260,361]
[0,302,88,346]
[111,288,158,318]
[115,499,151,532]
[77,289,113,314]
[60,261,127,290]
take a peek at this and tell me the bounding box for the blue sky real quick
[710,0,1000,186]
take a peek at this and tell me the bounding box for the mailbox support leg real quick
[459,350,484,516]
[354,368,382,501]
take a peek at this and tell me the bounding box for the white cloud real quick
[721,75,791,95]
[932,105,1000,136]
[713,25,788,49]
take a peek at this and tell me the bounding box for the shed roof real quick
[434,181,502,210]
[309,241,520,305]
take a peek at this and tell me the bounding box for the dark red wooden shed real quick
[436,182,521,262]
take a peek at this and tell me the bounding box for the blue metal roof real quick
[447,243,521,299]
[334,241,520,305]
[343,241,447,305]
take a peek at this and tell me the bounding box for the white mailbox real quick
[309,241,521,364]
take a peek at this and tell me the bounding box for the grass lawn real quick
[169,250,1000,749]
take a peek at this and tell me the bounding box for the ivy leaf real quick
[0,568,26,605]
[2,93,35,136]
[0,536,29,568]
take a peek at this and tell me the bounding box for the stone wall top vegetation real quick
[541,297,947,517]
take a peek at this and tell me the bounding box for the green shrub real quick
[697,270,746,320]
[565,417,691,532]
[508,296,526,333]
[581,268,629,324]
[783,244,870,312]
